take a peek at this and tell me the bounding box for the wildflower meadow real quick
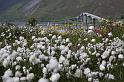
[0,20,124,82]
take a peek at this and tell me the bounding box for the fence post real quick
[85,15,88,31]
[93,18,96,28]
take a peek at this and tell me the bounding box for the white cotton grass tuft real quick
[105,73,115,80]
[47,57,59,72]
[26,73,34,81]
[58,36,62,41]
[15,65,21,70]
[75,69,82,78]
[19,36,24,41]
[4,77,13,82]
[12,61,17,66]
[67,50,71,59]
[15,71,22,77]
[91,39,96,42]
[20,77,26,81]
[96,53,100,57]
[29,55,36,63]
[88,30,94,34]
[13,77,20,82]
[50,73,60,82]
[99,64,105,71]
[84,38,88,41]
[111,51,116,55]
[101,51,110,59]
[3,59,9,68]
[88,77,92,82]
[43,67,48,76]
[81,46,85,50]
[32,36,36,40]
[70,64,76,70]
[38,78,49,82]
[118,54,124,59]
[51,50,56,56]
[88,26,94,30]
[66,38,70,42]
[2,69,13,79]
[49,34,52,37]
[108,32,113,37]
[59,55,65,63]
[59,45,65,50]
[84,68,91,75]
[16,56,23,62]
[52,35,56,39]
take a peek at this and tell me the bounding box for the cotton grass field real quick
[0,20,124,82]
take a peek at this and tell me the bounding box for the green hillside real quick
[0,0,124,21]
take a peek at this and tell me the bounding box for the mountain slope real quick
[0,0,124,21]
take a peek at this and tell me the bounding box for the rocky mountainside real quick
[0,0,124,21]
